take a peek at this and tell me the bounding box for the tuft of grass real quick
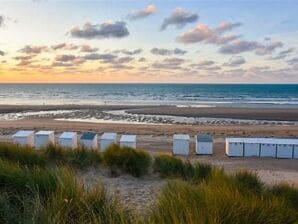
[153,154,212,182]
[233,170,264,194]
[103,144,152,177]
[149,175,297,224]
[0,143,46,167]
[270,184,298,210]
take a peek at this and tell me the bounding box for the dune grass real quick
[103,144,152,177]
[0,143,297,223]
[153,154,212,182]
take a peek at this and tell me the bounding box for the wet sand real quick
[1,104,298,121]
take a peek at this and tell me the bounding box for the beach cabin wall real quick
[80,132,98,149]
[225,138,244,157]
[244,139,260,157]
[294,144,298,159]
[173,134,190,156]
[196,135,213,155]
[58,132,78,149]
[120,135,136,149]
[276,143,293,159]
[260,139,276,157]
[100,132,117,151]
[35,131,55,149]
[12,130,35,147]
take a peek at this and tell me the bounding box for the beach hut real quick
[294,142,298,159]
[276,140,293,159]
[260,138,276,158]
[100,132,117,151]
[35,130,55,149]
[173,134,190,156]
[225,138,244,157]
[80,132,98,149]
[58,132,77,149]
[196,134,213,155]
[244,138,260,157]
[12,130,35,147]
[120,135,136,149]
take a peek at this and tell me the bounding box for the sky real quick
[0,0,298,83]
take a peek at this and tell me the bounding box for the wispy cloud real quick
[127,4,157,21]
[161,7,198,31]
[151,47,187,56]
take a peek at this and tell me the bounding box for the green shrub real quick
[103,144,152,177]
[0,143,46,167]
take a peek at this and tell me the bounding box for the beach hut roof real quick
[101,132,117,140]
[226,137,298,145]
[173,134,190,141]
[36,130,54,135]
[80,132,97,140]
[59,132,77,139]
[13,130,34,138]
[120,135,136,142]
[197,134,213,142]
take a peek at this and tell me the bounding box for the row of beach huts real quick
[10,130,298,159]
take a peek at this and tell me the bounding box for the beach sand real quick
[0,104,297,212]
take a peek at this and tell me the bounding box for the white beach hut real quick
[294,142,298,159]
[196,134,213,155]
[35,130,55,149]
[225,138,244,157]
[80,132,98,149]
[100,132,117,151]
[173,134,190,156]
[276,140,293,159]
[120,135,136,149]
[260,138,277,158]
[12,130,35,147]
[244,138,260,157]
[58,132,77,149]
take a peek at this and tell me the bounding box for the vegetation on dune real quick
[153,154,212,182]
[0,143,297,223]
[103,144,151,177]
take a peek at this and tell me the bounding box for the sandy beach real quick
[0,104,297,189]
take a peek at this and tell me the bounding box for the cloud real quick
[127,4,157,21]
[138,57,146,62]
[19,45,47,54]
[0,50,4,56]
[152,57,186,70]
[271,47,295,60]
[255,41,283,55]
[177,23,240,44]
[189,60,220,71]
[70,21,129,39]
[83,53,117,61]
[215,21,242,33]
[219,40,283,55]
[55,54,76,62]
[196,60,215,66]
[0,15,3,27]
[51,43,79,50]
[161,7,198,30]
[151,47,187,56]
[80,45,98,53]
[115,49,142,55]
[219,40,261,54]
[223,56,246,67]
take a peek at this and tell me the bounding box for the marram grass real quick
[0,143,297,223]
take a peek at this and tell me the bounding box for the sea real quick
[0,84,297,108]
